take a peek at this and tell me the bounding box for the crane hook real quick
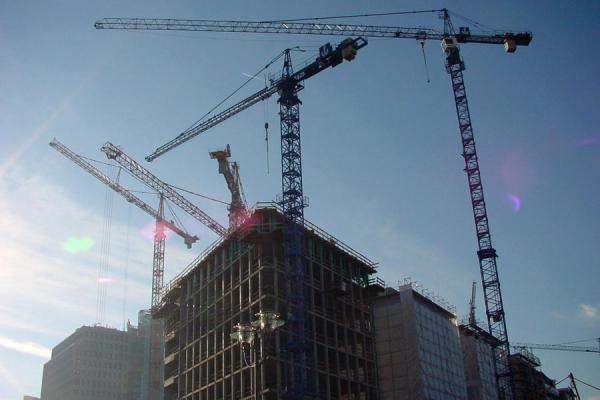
[419,40,431,84]
[264,122,270,174]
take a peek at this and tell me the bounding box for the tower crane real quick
[209,144,248,229]
[100,142,231,399]
[99,38,365,398]
[94,9,532,398]
[96,9,529,398]
[100,141,228,238]
[50,138,198,311]
[51,139,199,400]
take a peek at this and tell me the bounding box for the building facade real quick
[373,284,468,400]
[41,313,149,400]
[459,324,500,400]
[510,348,559,400]
[157,205,381,400]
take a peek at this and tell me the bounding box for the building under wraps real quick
[459,324,500,400]
[156,204,383,400]
[372,285,468,400]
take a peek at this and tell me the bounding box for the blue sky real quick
[1,0,599,398]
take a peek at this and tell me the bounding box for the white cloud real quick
[0,336,51,359]
[0,305,64,338]
[0,164,200,335]
[0,360,23,397]
[579,304,599,320]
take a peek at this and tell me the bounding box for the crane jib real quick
[145,36,367,162]
[49,139,198,248]
[94,18,532,47]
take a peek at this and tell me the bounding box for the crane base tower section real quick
[157,204,380,400]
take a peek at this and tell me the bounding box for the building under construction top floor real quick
[157,203,383,400]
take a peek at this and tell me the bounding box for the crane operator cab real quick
[441,37,465,71]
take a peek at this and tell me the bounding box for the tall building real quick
[41,313,149,400]
[372,284,468,400]
[459,324,500,400]
[157,204,382,399]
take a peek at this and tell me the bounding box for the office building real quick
[41,312,150,400]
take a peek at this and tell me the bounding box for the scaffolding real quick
[156,205,381,399]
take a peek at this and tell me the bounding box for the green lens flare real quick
[63,237,95,254]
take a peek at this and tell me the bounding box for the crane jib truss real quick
[512,343,600,354]
[100,141,228,237]
[94,17,532,47]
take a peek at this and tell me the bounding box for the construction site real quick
[38,6,600,400]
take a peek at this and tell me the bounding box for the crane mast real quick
[441,10,514,397]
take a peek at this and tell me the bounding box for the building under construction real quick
[157,204,382,400]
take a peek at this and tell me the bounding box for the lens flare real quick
[505,193,522,212]
[575,133,600,146]
[140,220,175,242]
[97,277,112,284]
[62,236,95,254]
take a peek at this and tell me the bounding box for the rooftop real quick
[161,202,378,298]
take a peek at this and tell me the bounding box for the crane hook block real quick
[503,38,517,53]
